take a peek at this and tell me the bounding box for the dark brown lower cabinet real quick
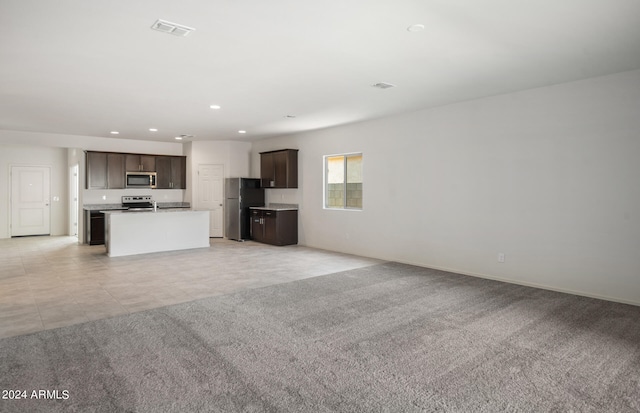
[250,209,298,246]
[85,210,105,245]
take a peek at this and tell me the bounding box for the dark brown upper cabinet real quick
[86,151,108,189]
[260,149,298,188]
[106,153,125,189]
[156,156,186,189]
[85,151,186,190]
[85,151,126,189]
[126,154,156,172]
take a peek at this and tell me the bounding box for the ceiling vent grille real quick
[151,19,195,37]
[371,82,396,89]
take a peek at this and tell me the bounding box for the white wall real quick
[251,69,640,305]
[185,140,252,204]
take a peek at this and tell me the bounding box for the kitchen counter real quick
[103,208,193,214]
[157,202,191,209]
[84,204,126,211]
[84,202,190,211]
[250,203,298,211]
[103,209,209,257]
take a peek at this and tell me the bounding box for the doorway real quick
[196,164,224,237]
[11,165,51,237]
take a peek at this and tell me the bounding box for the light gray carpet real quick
[1,262,639,412]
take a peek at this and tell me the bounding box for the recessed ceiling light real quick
[407,24,425,32]
[238,130,246,134]
[284,115,296,119]
[149,128,158,132]
[210,105,221,110]
[174,136,183,140]
[110,131,119,135]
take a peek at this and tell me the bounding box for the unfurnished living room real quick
[1,1,639,412]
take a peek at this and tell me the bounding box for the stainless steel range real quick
[122,195,156,211]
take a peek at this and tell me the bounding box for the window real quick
[324,153,363,209]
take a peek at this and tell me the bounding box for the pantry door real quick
[11,166,51,236]
[197,164,224,237]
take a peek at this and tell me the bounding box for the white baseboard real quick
[393,258,640,307]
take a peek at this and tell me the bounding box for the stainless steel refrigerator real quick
[225,178,265,241]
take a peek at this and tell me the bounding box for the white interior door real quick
[197,164,224,237]
[11,166,51,237]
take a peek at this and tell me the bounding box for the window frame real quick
[323,152,363,211]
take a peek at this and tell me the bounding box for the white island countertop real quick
[104,209,209,257]
[249,203,299,211]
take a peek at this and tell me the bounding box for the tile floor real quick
[0,236,383,339]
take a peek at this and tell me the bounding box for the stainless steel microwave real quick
[126,172,157,188]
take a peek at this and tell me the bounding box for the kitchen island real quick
[104,209,209,257]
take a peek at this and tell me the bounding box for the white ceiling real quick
[1,0,640,143]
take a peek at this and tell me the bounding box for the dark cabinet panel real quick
[107,153,125,189]
[125,155,137,172]
[273,151,288,188]
[260,149,298,188]
[86,151,126,189]
[264,210,277,243]
[86,152,108,189]
[85,210,105,245]
[260,152,275,188]
[156,156,171,188]
[156,156,186,189]
[141,156,156,172]
[250,209,265,243]
[250,209,297,246]
[126,154,156,172]
[171,156,185,189]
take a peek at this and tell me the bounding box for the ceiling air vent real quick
[151,19,195,37]
[371,82,396,89]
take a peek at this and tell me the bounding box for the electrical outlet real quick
[498,253,505,263]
